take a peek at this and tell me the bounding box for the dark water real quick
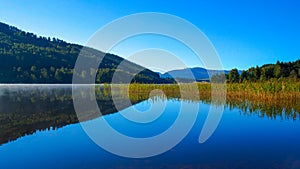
[0,85,300,169]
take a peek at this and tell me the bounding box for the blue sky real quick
[0,0,299,70]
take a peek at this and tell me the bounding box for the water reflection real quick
[0,85,145,145]
[0,85,299,146]
[225,93,300,121]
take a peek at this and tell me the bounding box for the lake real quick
[0,85,299,169]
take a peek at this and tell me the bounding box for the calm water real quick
[0,85,300,169]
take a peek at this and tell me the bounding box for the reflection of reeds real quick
[125,82,300,120]
[89,82,300,120]
[1,82,298,145]
[224,82,300,120]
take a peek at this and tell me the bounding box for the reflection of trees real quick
[0,87,76,145]
[0,86,145,145]
[0,84,299,145]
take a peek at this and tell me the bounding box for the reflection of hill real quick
[1,84,299,146]
[0,85,146,145]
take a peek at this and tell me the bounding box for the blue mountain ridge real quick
[158,67,241,81]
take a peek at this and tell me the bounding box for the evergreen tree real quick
[228,68,240,83]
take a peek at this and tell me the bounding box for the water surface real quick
[0,85,299,169]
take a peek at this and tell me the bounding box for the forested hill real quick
[0,22,173,84]
[225,59,300,83]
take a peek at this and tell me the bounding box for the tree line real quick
[226,60,300,83]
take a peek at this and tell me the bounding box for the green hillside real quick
[0,22,173,84]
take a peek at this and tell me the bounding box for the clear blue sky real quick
[0,0,299,70]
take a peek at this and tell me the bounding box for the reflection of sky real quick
[1,99,300,169]
[104,99,180,138]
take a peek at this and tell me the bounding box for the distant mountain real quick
[0,22,173,84]
[160,67,230,82]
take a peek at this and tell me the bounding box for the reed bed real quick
[94,81,300,120]
[125,81,300,120]
[117,81,300,103]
